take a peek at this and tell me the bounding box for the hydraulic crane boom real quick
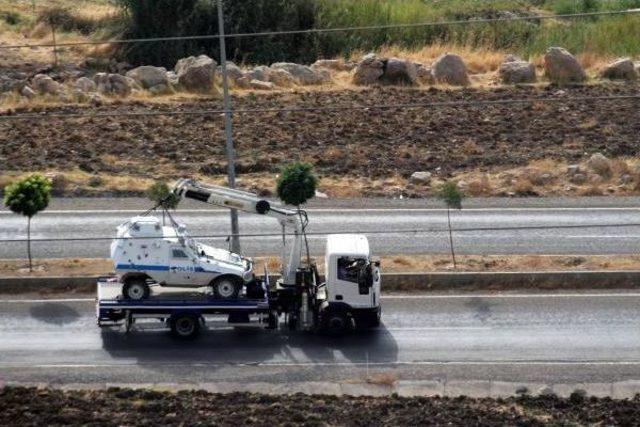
[172,179,305,286]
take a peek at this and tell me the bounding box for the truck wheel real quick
[212,277,241,299]
[321,309,351,336]
[170,314,201,339]
[122,278,150,300]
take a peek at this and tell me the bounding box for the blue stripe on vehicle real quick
[115,264,220,274]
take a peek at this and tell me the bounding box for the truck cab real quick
[320,234,381,332]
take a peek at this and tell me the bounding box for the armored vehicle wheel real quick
[169,314,201,339]
[211,277,241,299]
[122,278,150,300]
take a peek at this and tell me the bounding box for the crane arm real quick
[172,178,305,285]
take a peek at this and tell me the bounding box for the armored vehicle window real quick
[337,257,365,283]
[172,249,189,259]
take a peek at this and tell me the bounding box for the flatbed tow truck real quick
[97,179,381,339]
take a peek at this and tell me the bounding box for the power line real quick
[0,9,638,51]
[2,221,640,244]
[0,94,638,122]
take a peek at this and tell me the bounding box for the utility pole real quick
[216,0,241,253]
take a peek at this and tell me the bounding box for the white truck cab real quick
[110,216,253,300]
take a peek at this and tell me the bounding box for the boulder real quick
[249,79,275,90]
[544,47,586,83]
[410,171,432,184]
[32,74,61,95]
[94,73,132,97]
[175,54,217,93]
[586,153,611,177]
[217,61,245,81]
[635,61,640,75]
[415,64,435,85]
[268,68,296,87]
[148,83,173,96]
[0,73,26,93]
[498,60,536,84]
[431,53,470,86]
[382,58,417,85]
[569,173,587,185]
[125,66,169,89]
[233,76,252,89]
[353,53,384,85]
[166,71,179,86]
[74,77,96,93]
[311,59,354,72]
[247,66,270,82]
[600,57,637,80]
[20,85,36,99]
[270,63,328,85]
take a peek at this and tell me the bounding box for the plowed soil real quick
[2,387,640,426]
[1,84,639,180]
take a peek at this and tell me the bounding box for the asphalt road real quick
[1,291,639,385]
[0,197,639,259]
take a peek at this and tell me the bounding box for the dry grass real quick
[4,254,640,278]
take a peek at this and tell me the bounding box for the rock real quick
[175,54,217,93]
[566,164,581,175]
[268,68,296,87]
[503,54,523,63]
[249,79,275,90]
[89,93,103,106]
[382,58,417,85]
[217,61,245,81]
[0,74,26,93]
[619,174,634,185]
[20,85,36,99]
[74,77,96,93]
[94,73,132,97]
[233,76,252,89]
[635,61,640,75]
[410,171,432,184]
[270,63,328,85]
[148,83,173,96]
[32,74,61,95]
[498,60,536,84]
[166,71,179,86]
[311,59,346,71]
[125,66,169,89]
[601,57,637,80]
[353,53,384,85]
[247,66,270,82]
[415,64,434,85]
[586,153,611,176]
[544,47,586,83]
[431,53,470,86]
[315,190,329,198]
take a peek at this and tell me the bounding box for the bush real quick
[146,181,180,210]
[38,7,107,35]
[276,162,317,206]
[117,0,318,67]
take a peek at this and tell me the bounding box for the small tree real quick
[146,181,180,224]
[276,162,318,265]
[4,174,52,272]
[436,180,464,268]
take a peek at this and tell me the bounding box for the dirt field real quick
[1,83,639,198]
[2,386,639,426]
[3,254,640,278]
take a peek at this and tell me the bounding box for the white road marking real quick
[1,293,640,303]
[2,207,640,215]
[1,360,640,368]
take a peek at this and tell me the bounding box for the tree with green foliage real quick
[276,162,318,265]
[146,181,180,224]
[436,180,464,268]
[3,174,52,272]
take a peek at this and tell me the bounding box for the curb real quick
[7,379,640,398]
[1,270,640,294]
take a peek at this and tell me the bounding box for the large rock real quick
[126,66,168,89]
[20,85,36,99]
[382,58,417,85]
[586,153,611,177]
[270,63,328,85]
[431,53,470,86]
[249,79,275,90]
[217,61,244,81]
[544,47,586,83]
[268,68,296,87]
[353,53,384,85]
[498,60,536,84]
[311,59,354,72]
[601,57,637,80]
[410,171,432,184]
[74,77,96,93]
[175,55,217,93]
[247,66,270,82]
[32,74,61,95]
[94,73,132,96]
[0,72,27,93]
[415,64,434,85]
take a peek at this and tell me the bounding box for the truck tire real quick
[169,314,201,339]
[212,276,241,299]
[321,308,352,336]
[122,278,150,300]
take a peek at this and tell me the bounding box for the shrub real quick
[38,7,104,35]
[146,181,180,210]
[276,162,317,206]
